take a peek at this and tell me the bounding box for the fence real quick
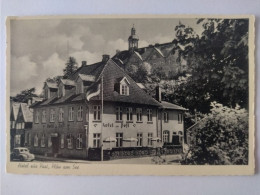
[88,145,183,161]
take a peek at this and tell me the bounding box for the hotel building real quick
[29,56,187,159]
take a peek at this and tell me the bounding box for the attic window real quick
[121,84,129,95]
[119,77,130,96]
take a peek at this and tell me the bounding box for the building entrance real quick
[51,137,59,154]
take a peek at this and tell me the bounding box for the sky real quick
[10,17,203,96]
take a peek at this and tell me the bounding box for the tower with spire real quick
[128,25,139,51]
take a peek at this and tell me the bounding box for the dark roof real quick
[112,41,178,63]
[160,101,187,111]
[33,59,161,107]
[33,58,187,108]
[69,61,106,80]
[90,59,161,107]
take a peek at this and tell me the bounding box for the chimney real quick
[102,54,110,62]
[155,86,162,102]
[81,61,87,66]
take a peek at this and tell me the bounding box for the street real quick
[33,154,183,165]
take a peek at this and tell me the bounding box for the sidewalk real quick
[35,154,182,165]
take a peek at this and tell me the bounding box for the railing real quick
[88,145,183,161]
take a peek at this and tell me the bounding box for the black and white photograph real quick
[6,15,254,175]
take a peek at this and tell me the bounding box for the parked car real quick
[10,147,35,161]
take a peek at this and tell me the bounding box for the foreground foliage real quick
[182,102,248,165]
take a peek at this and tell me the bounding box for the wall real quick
[88,101,158,149]
[29,101,88,158]
[159,109,184,144]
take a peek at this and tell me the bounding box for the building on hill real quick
[113,26,188,78]
[29,55,187,160]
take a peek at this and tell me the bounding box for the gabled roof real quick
[69,61,106,80]
[90,59,161,107]
[112,41,179,63]
[11,103,20,121]
[20,103,33,122]
[160,101,187,111]
[60,79,76,86]
[134,51,143,61]
[45,81,58,89]
[136,83,146,89]
[78,74,96,82]
[154,47,165,57]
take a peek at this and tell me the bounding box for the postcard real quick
[6,15,255,175]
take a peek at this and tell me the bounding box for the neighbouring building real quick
[10,102,20,150]
[29,56,187,160]
[113,26,188,78]
[10,97,42,150]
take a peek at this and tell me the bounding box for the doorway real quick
[51,137,59,154]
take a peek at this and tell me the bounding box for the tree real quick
[170,19,249,113]
[126,62,152,83]
[45,76,63,83]
[63,57,78,79]
[11,88,38,103]
[182,102,248,165]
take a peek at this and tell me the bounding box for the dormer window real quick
[121,84,129,95]
[118,77,130,96]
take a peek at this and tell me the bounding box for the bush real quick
[182,102,248,165]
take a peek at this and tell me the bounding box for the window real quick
[16,123,21,129]
[76,81,83,94]
[76,134,83,149]
[67,134,73,149]
[164,112,168,122]
[11,121,15,129]
[136,108,142,122]
[41,134,46,147]
[178,113,183,124]
[147,109,152,122]
[35,111,40,123]
[28,133,31,146]
[116,107,123,121]
[137,133,143,147]
[21,122,25,129]
[15,135,21,145]
[48,136,52,148]
[44,88,48,99]
[116,133,123,147]
[69,107,74,121]
[50,109,55,122]
[148,133,153,146]
[34,134,39,147]
[126,107,133,121]
[121,84,129,95]
[163,131,170,143]
[60,134,64,148]
[77,106,83,121]
[58,108,64,122]
[93,105,101,121]
[93,133,101,148]
[24,133,28,145]
[178,131,183,144]
[58,85,63,97]
[42,110,46,123]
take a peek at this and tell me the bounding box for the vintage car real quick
[10,147,35,161]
